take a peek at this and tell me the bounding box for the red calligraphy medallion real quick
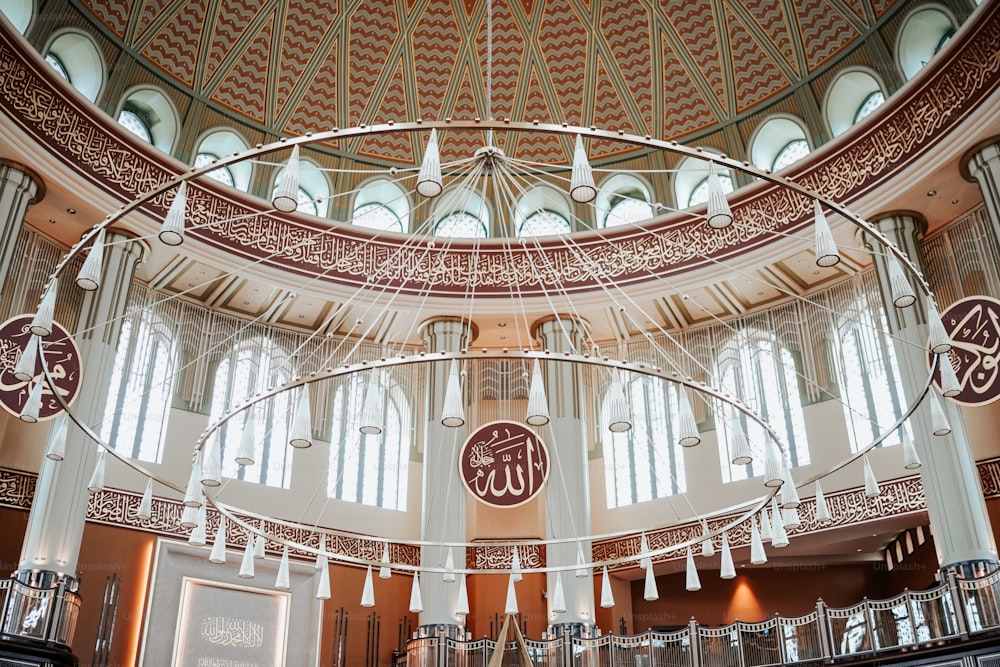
[931,296,1000,406]
[459,421,550,508]
[0,316,82,420]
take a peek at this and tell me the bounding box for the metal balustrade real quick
[404,568,1000,667]
[0,576,81,647]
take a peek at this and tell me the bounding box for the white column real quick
[964,140,1000,238]
[17,230,147,584]
[533,316,596,634]
[416,317,474,635]
[0,160,43,295]
[869,213,997,576]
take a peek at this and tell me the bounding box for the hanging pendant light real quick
[729,416,752,465]
[927,301,953,355]
[88,451,106,493]
[201,439,222,487]
[887,254,916,307]
[863,455,880,497]
[639,533,651,570]
[760,507,773,543]
[643,563,659,601]
[75,228,105,291]
[606,372,632,433]
[416,129,443,198]
[275,546,291,591]
[763,441,783,488]
[551,572,567,614]
[361,565,376,608]
[814,481,833,524]
[19,380,44,423]
[455,573,470,616]
[136,479,153,520]
[235,414,256,466]
[183,454,204,507]
[359,374,383,435]
[443,547,456,583]
[160,180,187,245]
[505,573,519,615]
[379,543,392,579]
[188,505,207,547]
[315,535,327,571]
[677,388,700,447]
[209,517,227,564]
[930,393,952,435]
[45,415,67,461]
[317,563,332,600]
[782,507,801,531]
[813,201,840,267]
[720,533,736,579]
[902,433,922,469]
[780,468,800,508]
[441,359,466,427]
[13,334,38,382]
[179,505,199,530]
[570,135,597,203]
[575,542,589,578]
[750,517,767,565]
[289,386,313,448]
[600,566,615,607]
[685,547,701,591]
[30,278,57,337]
[511,546,523,582]
[938,355,962,397]
[254,522,266,558]
[770,498,789,548]
[700,521,715,558]
[706,162,734,229]
[525,360,550,426]
[409,573,424,613]
[272,145,301,212]
[239,537,255,579]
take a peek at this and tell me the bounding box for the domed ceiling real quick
[77,0,906,164]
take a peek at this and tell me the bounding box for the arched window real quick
[602,374,687,508]
[328,371,411,510]
[433,188,490,238]
[515,185,573,237]
[272,158,330,217]
[194,130,251,191]
[825,69,886,137]
[897,7,957,81]
[717,328,809,483]
[750,117,811,172]
[44,31,104,102]
[0,0,32,34]
[208,336,292,488]
[116,88,179,153]
[675,156,734,209]
[101,309,176,463]
[352,178,409,232]
[596,174,654,228]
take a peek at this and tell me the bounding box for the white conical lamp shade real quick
[685,547,701,591]
[606,373,631,432]
[902,433,922,469]
[760,507,772,543]
[160,180,187,245]
[600,566,614,608]
[887,254,916,307]
[525,360,550,426]
[45,415,67,461]
[814,481,833,524]
[254,522,266,558]
[19,379,44,423]
[179,505,199,529]
[729,416,752,465]
[677,388,700,447]
[938,355,962,397]
[441,359,466,427]
[511,546,522,583]
[929,393,952,435]
[315,535,327,571]
[188,505,207,547]
[361,565,376,607]
[409,573,424,613]
[13,334,38,382]
[570,135,597,203]
[443,547,456,582]
[275,546,290,591]
[239,537,255,579]
[700,522,715,558]
[706,162,734,229]
[416,129,443,198]
[30,279,57,337]
[780,468,800,508]
[88,451,106,493]
[136,479,153,520]
[455,573,470,616]
[235,414,256,466]
[76,228,105,291]
[209,517,227,564]
[782,507,801,530]
[359,375,383,435]
[639,533,651,570]
[863,455,880,497]
[575,542,588,578]
[317,564,331,600]
[763,441,783,488]
[720,533,736,579]
[927,302,953,355]
[643,563,658,601]
[272,145,301,212]
[201,439,222,487]
[504,573,519,614]
[750,517,767,565]
[379,543,392,579]
[183,454,204,507]
[770,498,789,548]
[813,201,840,267]
[289,387,313,448]
[550,572,566,614]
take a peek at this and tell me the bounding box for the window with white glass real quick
[434,188,490,238]
[352,179,409,232]
[194,130,252,190]
[596,174,654,228]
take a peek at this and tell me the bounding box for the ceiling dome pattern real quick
[77,0,907,165]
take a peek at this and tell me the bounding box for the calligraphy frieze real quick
[0,317,82,420]
[932,296,1000,405]
[0,5,998,295]
[470,544,545,570]
[459,421,550,508]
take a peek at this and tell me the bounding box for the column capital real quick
[960,135,1000,183]
[417,316,478,348]
[530,314,591,347]
[0,158,45,205]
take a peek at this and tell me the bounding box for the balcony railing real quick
[406,569,1000,667]
[0,576,81,647]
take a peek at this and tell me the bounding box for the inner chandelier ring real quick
[32,120,949,575]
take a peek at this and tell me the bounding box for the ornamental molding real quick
[0,4,998,296]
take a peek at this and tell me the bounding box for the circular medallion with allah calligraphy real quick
[459,421,550,508]
[931,296,1000,406]
[0,316,82,420]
